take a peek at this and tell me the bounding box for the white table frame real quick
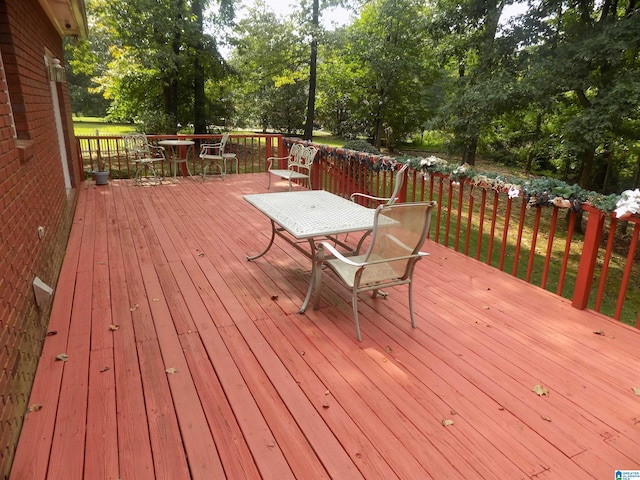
[244,190,379,312]
[158,139,195,180]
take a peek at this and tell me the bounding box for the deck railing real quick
[76,134,639,327]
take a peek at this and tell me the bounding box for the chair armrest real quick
[267,155,289,170]
[350,192,397,205]
[199,142,223,156]
[317,241,428,268]
[317,242,366,267]
[149,145,166,159]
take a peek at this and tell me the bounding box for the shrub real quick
[342,139,380,155]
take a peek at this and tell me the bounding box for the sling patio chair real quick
[312,201,436,341]
[350,162,410,207]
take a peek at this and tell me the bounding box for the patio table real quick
[158,139,195,180]
[244,190,379,313]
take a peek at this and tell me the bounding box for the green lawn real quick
[73,116,136,136]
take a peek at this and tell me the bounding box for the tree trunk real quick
[577,146,596,189]
[462,135,478,165]
[192,0,206,134]
[303,0,319,141]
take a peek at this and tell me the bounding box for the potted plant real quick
[92,153,109,185]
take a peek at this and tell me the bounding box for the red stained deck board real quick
[110,265,156,480]
[47,269,93,480]
[112,185,158,343]
[138,264,225,479]
[230,318,366,479]
[9,185,88,480]
[192,321,297,480]
[265,312,437,480]
[254,317,401,480]
[306,308,537,479]
[11,176,640,480]
[84,346,118,480]
[219,325,333,479]
[136,339,191,480]
[179,332,262,480]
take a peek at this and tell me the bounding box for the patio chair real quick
[312,201,436,341]
[347,162,410,250]
[123,133,166,186]
[200,132,237,180]
[267,144,318,190]
[350,162,409,207]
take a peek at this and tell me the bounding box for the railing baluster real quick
[526,207,542,283]
[615,221,639,321]
[541,207,559,289]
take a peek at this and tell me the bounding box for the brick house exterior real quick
[0,0,86,476]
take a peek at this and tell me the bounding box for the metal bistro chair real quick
[267,144,318,190]
[123,133,166,186]
[200,132,237,180]
[312,201,436,341]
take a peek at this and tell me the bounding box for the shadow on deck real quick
[10,173,640,479]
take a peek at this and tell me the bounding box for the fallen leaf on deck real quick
[100,366,110,373]
[482,306,490,310]
[109,324,119,331]
[632,387,640,396]
[271,294,279,300]
[46,330,57,336]
[55,353,68,362]
[130,304,139,312]
[322,401,330,409]
[28,404,42,412]
[593,330,605,336]
[198,252,205,257]
[165,368,177,374]
[385,345,393,353]
[442,419,454,427]
[541,415,552,422]
[152,298,160,302]
[532,384,549,396]
[325,390,330,395]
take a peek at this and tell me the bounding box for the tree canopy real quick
[66,0,640,192]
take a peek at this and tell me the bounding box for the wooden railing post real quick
[572,205,606,310]
[311,150,321,190]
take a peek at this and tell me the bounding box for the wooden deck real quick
[10,174,640,480]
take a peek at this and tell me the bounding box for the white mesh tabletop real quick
[244,190,376,239]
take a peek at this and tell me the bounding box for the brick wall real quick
[0,1,79,477]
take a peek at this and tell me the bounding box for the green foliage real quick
[342,139,380,154]
[228,4,309,133]
[316,0,440,148]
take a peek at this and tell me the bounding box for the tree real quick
[520,0,640,190]
[229,2,309,133]
[68,0,234,133]
[323,0,437,149]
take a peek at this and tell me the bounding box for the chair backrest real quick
[361,201,436,284]
[386,163,409,205]
[287,144,318,170]
[123,133,152,159]
[220,132,229,153]
[286,143,306,166]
